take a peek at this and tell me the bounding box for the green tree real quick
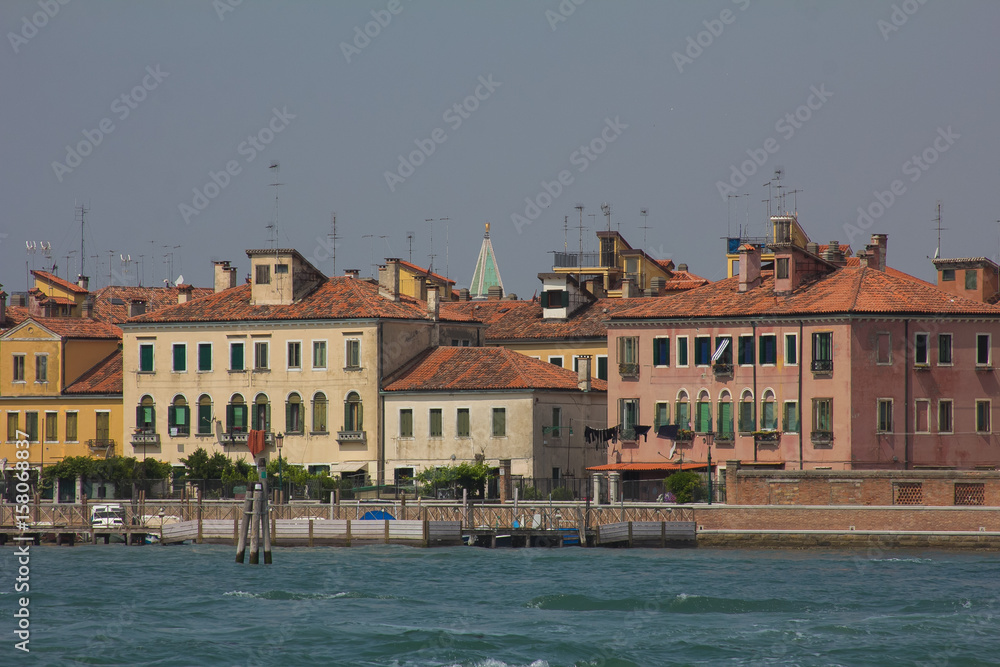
[180,448,232,480]
[663,471,705,504]
[415,462,491,498]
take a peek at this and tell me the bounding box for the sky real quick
[2,0,998,300]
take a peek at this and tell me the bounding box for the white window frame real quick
[976,333,991,367]
[456,407,471,439]
[876,398,893,434]
[197,342,213,373]
[312,339,328,370]
[914,332,930,367]
[229,341,245,372]
[548,355,564,367]
[759,334,778,367]
[12,353,26,383]
[287,340,302,371]
[65,410,79,443]
[653,336,670,368]
[172,343,187,374]
[44,410,59,443]
[345,338,361,369]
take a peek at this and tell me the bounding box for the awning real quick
[586,462,709,472]
[329,461,368,473]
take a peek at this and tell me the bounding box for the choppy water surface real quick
[2,544,999,666]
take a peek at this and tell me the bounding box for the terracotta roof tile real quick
[126,277,477,324]
[64,350,122,395]
[28,317,122,339]
[614,266,1000,320]
[1,306,29,331]
[396,260,455,286]
[92,285,214,323]
[383,346,608,392]
[31,270,89,294]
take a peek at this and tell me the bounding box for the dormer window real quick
[543,290,566,308]
[275,263,289,275]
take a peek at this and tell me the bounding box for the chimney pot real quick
[577,355,592,392]
[379,259,400,301]
[426,285,440,320]
[677,263,688,273]
[738,244,761,292]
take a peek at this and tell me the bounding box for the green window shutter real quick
[167,405,176,427]
[719,402,733,436]
[136,405,144,428]
[231,344,243,370]
[199,344,211,370]
[286,402,293,432]
[561,290,569,308]
[140,345,153,371]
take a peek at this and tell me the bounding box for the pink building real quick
[601,229,1000,492]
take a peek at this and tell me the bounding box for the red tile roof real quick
[24,317,122,339]
[397,260,455,286]
[92,285,214,323]
[1,306,29,331]
[662,269,710,291]
[126,277,477,324]
[383,346,608,392]
[64,350,123,395]
[31,270,89,295]
[613,266,1000,320]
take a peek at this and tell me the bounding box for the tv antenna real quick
[75,202,89,280]
[933,201,946,259]
[406,231,415,263]
[425,218,449,276]
[601,202,612,233]
[329,212,340,275]
[575,204,586,288]
[727,194,747,237]
[268,161,283,249]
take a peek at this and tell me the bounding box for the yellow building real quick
[0,316,123,467]
[724,214,852,277]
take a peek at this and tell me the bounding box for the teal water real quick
[2,544,999,666]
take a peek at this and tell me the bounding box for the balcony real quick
[713,362,734,377]
[220,431,275,446]
[551,251,602,268]
[618,362,639,378]
[337,430,367,444]
[130,431,160,446]
[811,359,834,373]
[913,363,930,371]
[87,439,116,455]
[810,431,833,446]
[674,430,694,442]
[754,431,781,444]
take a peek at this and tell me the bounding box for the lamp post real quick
[705,432,715,506]
[157,507,165,543]
[275,433,284,504]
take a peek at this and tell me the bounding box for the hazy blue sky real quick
[3,0,998,298]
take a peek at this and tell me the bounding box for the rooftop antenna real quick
[933,201,945,259]
[727,194,747,237]
[405,231,415,263]
[362,234,387,278]
[772,167,785,213]
[64,250,76,281]
[575,204,585,288]
[25,241,36,292]
[75,202,89,280]
[786,189,802,215]
[329,212,340,275]
[563,215,569,253]
[268,161,282,249]
[107,249,116,286]
[425,218,449,275]
[601,202,611,233]
[639,208,650,289]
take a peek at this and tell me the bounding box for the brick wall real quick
[693,505,1000,532]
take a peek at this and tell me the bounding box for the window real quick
[312,393,328,433]
[35,354,48,382]
[275,263,288,275]
[44,412,57,442]
[783,401,799,433]
[65,412,78,441]
[24,412,38,442]
[12,354,25,382]
[938,400,953,433]
[695,392,712,433]
[226,395,248,434]
[139,343,154,372]
[877,398,893,433]
[676,391,690,430]
[457,408,470,437]
[760,391,777,430]
[785,333,797,365]
[255,264,271,284]
[198,343,212,371]
[811,332,833,372]
[653,337,670,366]
[399,409,413,438]
[739,392,755,433]
[617,336,638,366]
[713,336,733,365]
[136,396,155,433]
[345,339,361,369]
[654,402,669,431]
[548,356,563,367]
[543,290,567,308]
[759,335,777,365]
[169,396,190,436]
[942,268,955,281]
[198,395,213,435]
[694,336,711,366]
[230,342,245,371]
[976,400,991,433]
[676,336,689,367]
[717,394,733,438]
[915,399,930,433]
[875,332,891,365]
[172,343,187,372]
[551,407,562,436]
[492,408,506,437]
[313,341,327,369]
[253,394,271,431]
[620,398,639,439]
[596,355,608,381]
[254,341,269,370]
[965,269,977,290]
[287,341,302,369]
[286,393,303,434]
[938,334,953,365]
[95,412,109,443]
[914,333,929,366]
[6,413,18,442]
[977,334,991,366]
[812,398,833,434]
[776,257,789,279]
[344,392,362,432]
[429,408,443,437]
[738,335,755,366]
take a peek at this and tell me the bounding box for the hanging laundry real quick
[247,429,267,457]
[633,425,651,442]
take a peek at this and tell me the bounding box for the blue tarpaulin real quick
[360,510,395,520]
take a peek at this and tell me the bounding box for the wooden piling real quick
[249,485,262,565]
[196,495,203,544]
[308,519,314,547]
[235,494,253,563]
[261,478,272,565]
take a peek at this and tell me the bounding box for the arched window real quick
[739,390,755,433]
[227,394,247,434]
[136,395,155,433]
[717,391,733,439]
[197,395,213,435]
[168,395,189,436]
[761,389,777,430]
[344,391,363,432]
[286,392,303,434]
[253,393,270,431]
[312,392,328,433]
[696,390,712,433]
[675,390,690,430]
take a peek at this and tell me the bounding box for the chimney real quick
[677,263,689,273]
[80,296,94,318]
[426,285,440,320]
[620,278,634,299]
[487,285,503,300]
[379,259,400,301]
[177,284,193,304]
[344,269,359,278]
[577,355,592,392]
[0,288,6,325]
[11,293,25,307]
[650,276,666,293]
[738,244,761,292]
[823,241,844,265]
[76,275,90,291]
[857,249,870,269]
[458,287,470,301]
[867,234,887,272]
[213,261,237,293]
[805,242,820,256]
[128,299,147,317]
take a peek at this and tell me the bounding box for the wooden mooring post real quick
[248,484,262,565]
[235,493,254,563]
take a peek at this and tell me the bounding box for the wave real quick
[222,589,399,601]
[523,592,815,614]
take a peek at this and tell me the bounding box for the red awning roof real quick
[586,462,708,472]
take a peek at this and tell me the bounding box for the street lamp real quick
[275,433,284,504]
[705,432,715,505]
